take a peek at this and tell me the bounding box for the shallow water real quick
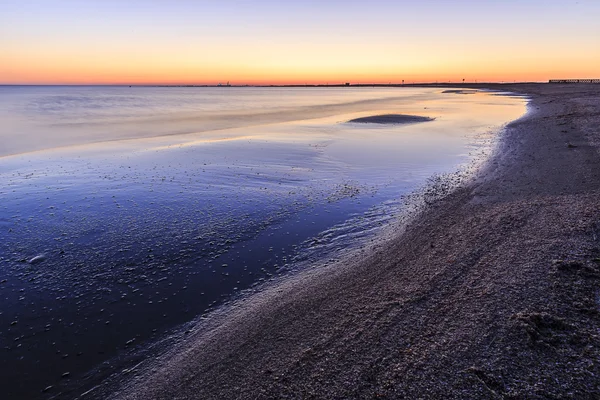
[0,86,526,398]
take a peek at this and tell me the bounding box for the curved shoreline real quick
[102,84,600,399]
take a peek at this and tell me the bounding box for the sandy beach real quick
[84,83,600,399]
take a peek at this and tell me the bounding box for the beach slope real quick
[108,84,600,399]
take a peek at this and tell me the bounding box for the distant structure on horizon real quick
[549,79,600,83]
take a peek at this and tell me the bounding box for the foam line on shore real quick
[91,84,600,399]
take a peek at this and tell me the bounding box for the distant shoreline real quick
[3,81,593,88]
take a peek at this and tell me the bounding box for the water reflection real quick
[0,87,526,398]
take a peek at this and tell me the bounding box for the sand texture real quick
[103,84,600,399]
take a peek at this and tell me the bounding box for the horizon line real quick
[0,81,556,87]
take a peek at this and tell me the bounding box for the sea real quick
[0,86,527,398]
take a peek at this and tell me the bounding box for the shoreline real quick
[1,86,523,399]
[97,84,600,398]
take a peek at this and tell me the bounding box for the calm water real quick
[0,86,527,398]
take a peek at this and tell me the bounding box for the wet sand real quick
[103,84,600,399]
[1,87,525,399]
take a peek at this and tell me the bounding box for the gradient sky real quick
[1,0,599,84]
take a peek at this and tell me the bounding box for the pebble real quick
[29,255,46,264]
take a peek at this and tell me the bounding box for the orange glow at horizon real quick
[4,60,599,86]
[3,38,599,85]
[2,1,599,85]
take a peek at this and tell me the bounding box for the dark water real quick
[0,86,526,398]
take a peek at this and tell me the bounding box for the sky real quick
[1,0,599,85]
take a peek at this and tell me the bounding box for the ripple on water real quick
[0,87,528,398]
